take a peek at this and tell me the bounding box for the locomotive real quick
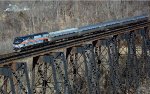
[13,28,78,51]
[13,32,49,51]
[13,15,148,52]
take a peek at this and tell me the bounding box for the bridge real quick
[0,15,150,94]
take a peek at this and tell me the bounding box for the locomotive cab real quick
[13,37,24,44]
[13,37,24,51]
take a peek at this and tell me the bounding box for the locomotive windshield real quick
[13,37,24,44]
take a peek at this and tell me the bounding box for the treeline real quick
[0,1,149,53]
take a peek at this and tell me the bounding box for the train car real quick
[48,28,78,41]
[13,32,49,51]
[78,15,148,36]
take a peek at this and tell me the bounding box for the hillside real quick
[0,1,149,53]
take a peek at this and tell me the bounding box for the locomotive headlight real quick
[13,44,20,48]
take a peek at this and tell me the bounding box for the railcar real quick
[78,15,148,36]
[48,28,78,41]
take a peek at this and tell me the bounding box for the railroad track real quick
[0,21,149,65]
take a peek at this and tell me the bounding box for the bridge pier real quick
[141,27,150,78]
[106,35,121,94]
[31,55,56,94]
[45,52,72,94]
[0,62,31,94]
[31,56,39,94]
[66,44,100,94]
[31,52,72,94]
[125,31,139,93]
[0,67,16,94]
[83,44,100,94]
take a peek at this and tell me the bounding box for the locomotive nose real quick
[13,44,19,48]
[13,44,21,52]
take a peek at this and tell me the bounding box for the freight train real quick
[13,15,148,51]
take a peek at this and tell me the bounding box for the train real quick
[13,15,148,52]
